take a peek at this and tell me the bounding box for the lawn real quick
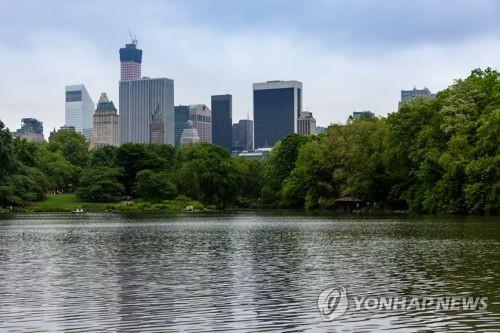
[27,194,112,212]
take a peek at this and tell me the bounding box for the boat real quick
[72,208,86,214]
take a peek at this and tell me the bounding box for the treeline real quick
[0,68,498,214]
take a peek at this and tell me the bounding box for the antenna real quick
[128,29,138,45]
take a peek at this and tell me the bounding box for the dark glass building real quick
[174,105,190,147]
[211,94,232,152]
[253,80,302,148]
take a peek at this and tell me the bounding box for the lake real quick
[0,213,499,332]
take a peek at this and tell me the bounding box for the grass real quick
[27,194,112,212]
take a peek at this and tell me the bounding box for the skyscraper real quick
[14,118,44,142]
[211,94,232,152]
[232,119,254,152]
[189,104,212,143]
[119,77,175,145]
[119,40,142,81]
[92,93,119,148]
[253,80,302,148]
[174,105,190,147]
[65,84,95,140]
[298,111,317,136]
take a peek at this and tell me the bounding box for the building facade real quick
[119,41,142,81]
[65,84,95,140]
[253,80,302,148]
[232,119,254,152]
[211,94,232,151]
[14,118,44,142]
[297,111,317,135]
[92,93,119,148]
[352,110,375,120]
[174,105,190,147]
[119,77,174,145]
[189,104,212,143]
[399,87,435,107]
[180,120,200,147]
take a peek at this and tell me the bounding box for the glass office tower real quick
[119,77,174,145]
[174,105,190,147]
[253,80,302,148]
[211,94,232,152]
[65,84,95,140]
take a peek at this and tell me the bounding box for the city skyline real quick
[2,1,500,136]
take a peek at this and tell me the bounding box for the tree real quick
[90,145,119,167]
[261,134,311,207]
[176,143,243,209]
[76,167,124,202]
[115,143,172,194]
[48,130,90,167]
[133,170,177,201]
[0,121,15,180]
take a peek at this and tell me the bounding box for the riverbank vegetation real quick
[0,68,498,214]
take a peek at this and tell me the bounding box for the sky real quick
[1,0,500,136]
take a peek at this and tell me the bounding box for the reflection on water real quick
[0,213,499,332]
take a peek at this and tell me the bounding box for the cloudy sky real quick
[1,0,500,135]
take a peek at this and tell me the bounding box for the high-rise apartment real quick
[119,77,174,145]
[92,93,119,147]
[119,40,142,81]
[189,104,212,143]
[211,94,232,152]
[65,84,95,140]
[297,111,317,136]
[253,80,302,148]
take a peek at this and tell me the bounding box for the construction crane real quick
[128,30,138,46]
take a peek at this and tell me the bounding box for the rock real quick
[184,205,194,212]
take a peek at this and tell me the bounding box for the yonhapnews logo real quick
[317,286,488,321]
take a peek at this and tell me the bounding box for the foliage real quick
[76,167,124,202]
[176,143,243,209]
[133,169,177,201]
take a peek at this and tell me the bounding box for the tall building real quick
[189,104,212,143]
[65,84,95,140]
[232,119,254,151]
[352,111,375,120]
[399,87,435,107]
[119,40,142,81]
[119,77,175,145]
[13,118,44,142]
[92,93,119,148]
[211,94,232,151]
[253,80,302,148]
[180,120,200,147]
[174,105,190,147]
[298,111,317,135]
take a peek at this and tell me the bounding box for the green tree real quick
[76,167,124,202]
[133,169,177,201]
[90,145,119,167]
[48,130,90,167]
[176,143,243,209]
[115,143,173,194]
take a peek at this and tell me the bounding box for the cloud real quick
[1,0,499,135]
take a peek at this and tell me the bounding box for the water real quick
[0,212,499,332]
